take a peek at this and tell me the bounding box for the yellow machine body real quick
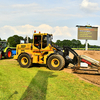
[14,33,54,65]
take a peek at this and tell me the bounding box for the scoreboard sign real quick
[77,25,98,40]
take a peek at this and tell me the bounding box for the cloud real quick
[80,0,100,12]
[0,3,63,14]
[11,3,38,8]
[0,24,74,41]
[0,24,99,46]
[0,2,82,19]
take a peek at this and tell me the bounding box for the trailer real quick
[73,55,100,74]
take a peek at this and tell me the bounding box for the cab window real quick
[42,35,47,48]
[34,35,41,49]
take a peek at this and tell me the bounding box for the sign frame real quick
[76,25,98,40]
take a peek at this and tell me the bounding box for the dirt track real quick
[64,50,100,87]
[75,50,100,61]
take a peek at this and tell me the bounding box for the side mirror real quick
[20,40,25,44]
[51,36,53,40]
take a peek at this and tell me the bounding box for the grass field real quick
[72,48,100,51]
[0,59,100,100]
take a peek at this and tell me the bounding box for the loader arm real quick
[63,46,79,65]
[51,45,79,65]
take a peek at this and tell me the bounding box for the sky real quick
[0,0,100,46]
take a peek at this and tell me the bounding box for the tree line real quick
[0,35,32,47]
[0,35,100,48]
[54,39,100,48]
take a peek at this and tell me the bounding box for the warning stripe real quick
[81,59,91,65]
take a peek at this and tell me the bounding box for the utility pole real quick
[26,35,28,43]
[85,39,88,50]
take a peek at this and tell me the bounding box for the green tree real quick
[8,35,24,47]
[72,39,77,48]
[56,40,62,47]
[62,40,67,46]
[76,40,81,48]
[0,38,6,41]
[62,40,71,47]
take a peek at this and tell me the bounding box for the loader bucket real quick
[63,46,79,65]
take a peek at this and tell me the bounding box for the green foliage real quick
[7,35,33,47]
[55,39,82,48]
[1,35,100,48]
[7,35,24,47]
[0,38,6,41]
[55,39,100,49]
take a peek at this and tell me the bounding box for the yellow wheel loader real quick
[13,31,79,70]
[13,31,100,72]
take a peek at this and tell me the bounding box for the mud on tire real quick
[47,54,65,70]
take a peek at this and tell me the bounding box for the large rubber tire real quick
[5,49,12,59]
[18,54,32,68]
[47,55,65,70]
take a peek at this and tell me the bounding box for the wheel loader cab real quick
[33,33,52,50]
[34,35,41,49]
[0,41,7,51]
